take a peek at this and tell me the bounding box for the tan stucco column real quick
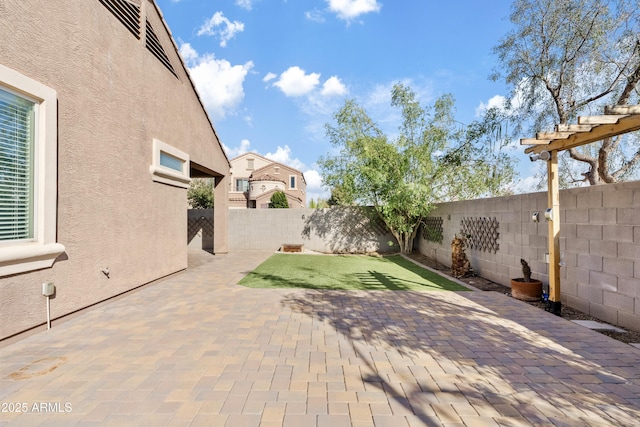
[214,174,229,253]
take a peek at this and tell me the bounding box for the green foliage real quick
[319,83,516,253]
[269,191,289,208]
[187,178,214,209]
[327,185,354,206]
[308,198,329,209]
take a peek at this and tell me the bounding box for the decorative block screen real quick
[460,217,499,253]
[422,217,443,243]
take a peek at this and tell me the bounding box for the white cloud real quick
[235,0,255,10]
[178,43,198,63]
[304,169,330,203]
[321,76,347,97]
[197,11,245,48]
[305,9,326,22]
[222,139,253,158]
[263,72,277,82]
[475,94,507,117]
[326,0,381,21]
[273,66,321,97]
[265,145,305,171]
[180,43,253,120]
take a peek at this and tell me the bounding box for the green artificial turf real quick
[238,254,469,291]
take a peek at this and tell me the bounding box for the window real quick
[247,158,254,170]
[274,166,280,174]
[289,175,296,189]
[0,88,33,241]
[0,64,65,276]
[149,138,191,188]
[235,178,249,192]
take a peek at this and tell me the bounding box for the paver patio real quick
[1,250,639,426]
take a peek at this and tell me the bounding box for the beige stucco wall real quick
[0,0,229,340]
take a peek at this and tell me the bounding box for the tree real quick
[492,0,640,185]
[308,198,329,209]
[319,83,515,253]
[269,191,289,208]
[187,178,214,209]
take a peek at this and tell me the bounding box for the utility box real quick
[42,282,55,296]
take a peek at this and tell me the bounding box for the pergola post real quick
[521,105,640,317]
[547,150,561,315]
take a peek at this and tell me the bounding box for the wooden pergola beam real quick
[524,114,640,154]
[519,104,640,316]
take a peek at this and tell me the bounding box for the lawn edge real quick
[400,254,480,291]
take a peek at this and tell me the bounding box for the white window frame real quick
[0,64,65,277]
[289,175,296,189]
[234,178,249,193]
[149,138,191,189]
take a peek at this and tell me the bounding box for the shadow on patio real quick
[281,289,640,426]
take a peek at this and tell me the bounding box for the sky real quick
[155,0,536,202]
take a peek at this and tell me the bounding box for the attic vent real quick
[146,19,177,77]
[98,0,141,39]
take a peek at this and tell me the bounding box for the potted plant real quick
[510,259,542,301]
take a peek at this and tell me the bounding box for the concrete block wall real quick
[228,207,398,254]
[417,180,640,332]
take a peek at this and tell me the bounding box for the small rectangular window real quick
[274,166,280,174]
[149,138,191,188]
[289,175,296,189]
[247,158,254,170]
[235,178,249,192]
[160,151,184,172]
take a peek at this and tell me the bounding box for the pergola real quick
[521,105,640,315]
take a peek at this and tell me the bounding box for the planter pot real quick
[510,278,542,302]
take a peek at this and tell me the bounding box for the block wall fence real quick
[224,180,640,332]
[227,207,397,254]
[417,180,640,332]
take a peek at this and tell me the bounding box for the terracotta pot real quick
[510,278,542,302]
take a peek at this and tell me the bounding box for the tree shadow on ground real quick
[281,290,640,426]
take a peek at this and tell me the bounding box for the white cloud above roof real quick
[222,139,253,158]
[197,11,244,47]
[273,66,321,97]
[265,145,305,171]
[180,43,253,121]
[326,0,381,21]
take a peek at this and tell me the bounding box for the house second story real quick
[229,153,306,208]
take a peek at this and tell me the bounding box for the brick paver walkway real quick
[1,251,639,426]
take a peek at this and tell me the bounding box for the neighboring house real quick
[229,153,307,209]
[0,0,230,342]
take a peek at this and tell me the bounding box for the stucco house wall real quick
[417,180,640,332]
[0,0,229,341]
[229,153,306,208]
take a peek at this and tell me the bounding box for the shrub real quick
[270,191,289,208]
